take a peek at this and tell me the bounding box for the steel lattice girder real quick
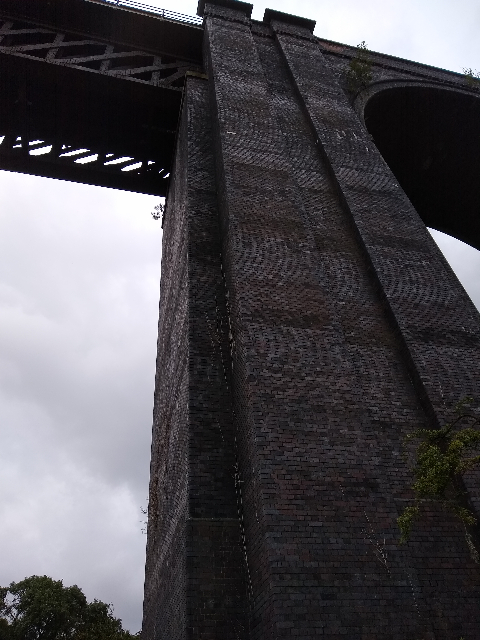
[0,0,204,195]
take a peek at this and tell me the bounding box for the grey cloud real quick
[0,171,160,632]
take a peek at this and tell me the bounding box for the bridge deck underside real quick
[0,51,181,195]
[0,0,204,195]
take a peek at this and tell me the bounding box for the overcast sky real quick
[0,0,479,634]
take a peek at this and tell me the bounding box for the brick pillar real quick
[200,1,480,638]
[142,75,249,640]
[267,3,480,582]
[268,12,480,425]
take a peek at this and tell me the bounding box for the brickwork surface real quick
[143,2,480,639]
[142,85,189,640]
[143,76,249,639]
[185,77,249,639]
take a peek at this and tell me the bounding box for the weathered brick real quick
[143,2,480,638]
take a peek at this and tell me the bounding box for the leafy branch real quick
[345,41,373,94]
[398,398,480,561]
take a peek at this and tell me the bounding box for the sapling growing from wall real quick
[345,41,373,94]
[151,201,164,221]
[463,68,480,88]
[398,398,480,562]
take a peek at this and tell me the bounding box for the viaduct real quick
[0,0,479,637]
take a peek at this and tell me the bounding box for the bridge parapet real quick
[85,0,203,27]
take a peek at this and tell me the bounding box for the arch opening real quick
[364,85,480,251]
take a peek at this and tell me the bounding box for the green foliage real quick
[398,398,480,552]
[463,67,480,88]
[345,41,373,94]
[150,201,164,221]
[397,505,420,542]
[0,576,139,640]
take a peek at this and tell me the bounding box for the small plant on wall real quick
[398,398,480,563]
[345,41,373,94]
[151,200,164,220]
[463,67,480,88]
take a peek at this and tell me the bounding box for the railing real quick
[85,0,204,26]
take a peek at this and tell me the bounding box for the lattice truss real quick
[0,17,200,88]
[0,132,170,184]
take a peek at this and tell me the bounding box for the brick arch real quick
[360,82,480,250]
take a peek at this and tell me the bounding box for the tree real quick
[0,576,139,640]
